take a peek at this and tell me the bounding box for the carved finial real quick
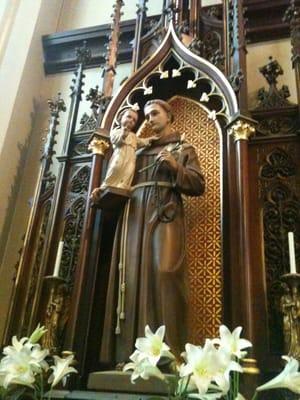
[259,56,283,86]
[229,70,245,93]
[136,0,148,15]
[254,57,293,110]
[75,40,92,65]
[86,85,104,110]
[47,93,66,117]
[163,0,179,23]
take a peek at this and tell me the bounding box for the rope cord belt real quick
[131,181,174,191]
[115,198,131,335]
[115,181,174,335]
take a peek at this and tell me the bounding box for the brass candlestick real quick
[41,276,68,354]
[280,273,300,360]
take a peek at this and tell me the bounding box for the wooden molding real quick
[42,1,300,75]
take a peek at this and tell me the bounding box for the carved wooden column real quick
[63,134,109,374]
[228,115,259,394]
[227,116,256,342]
[284,0,300,117]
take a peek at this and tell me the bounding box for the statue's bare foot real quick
[115,362,126,371]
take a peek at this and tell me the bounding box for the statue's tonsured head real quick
[144,99,174,134]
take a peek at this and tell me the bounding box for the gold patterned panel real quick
[170,96,222,344]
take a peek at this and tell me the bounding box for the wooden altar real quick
[2,1,300,397]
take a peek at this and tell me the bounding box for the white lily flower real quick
[213,325,252,359]
[3,336,28,356]
[0,351,35,389]
[48,355,77,388]
[135,325,174,366]
[29,324,47,344]
[123,351,165,384]
[29,345,49,372]
[2,338,49,373]
[213,347,243,393]
[180,340,223,395]
[257,356,300,394]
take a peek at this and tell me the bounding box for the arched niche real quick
[98,22,238,343]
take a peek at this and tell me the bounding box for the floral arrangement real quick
[124,325,300,400]
[0,325,77,400]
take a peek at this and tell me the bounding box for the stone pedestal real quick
[48,390,162,399]
[88,371,171,395]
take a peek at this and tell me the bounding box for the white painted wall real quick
[0,0,64,340]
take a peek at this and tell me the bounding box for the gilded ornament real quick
[88,137,110,156]
[228,119,255,142]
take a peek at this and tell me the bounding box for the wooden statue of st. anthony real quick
[97,99,205,365]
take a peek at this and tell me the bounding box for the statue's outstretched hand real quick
[90,187,102,205]
[143,136,158,146]
[157,150,178,173]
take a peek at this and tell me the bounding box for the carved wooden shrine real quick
[3,0,300,396]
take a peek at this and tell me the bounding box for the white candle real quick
[288,232,297,274]
[53,241,64,277]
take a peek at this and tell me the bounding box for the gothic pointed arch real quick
[101,21,238,132]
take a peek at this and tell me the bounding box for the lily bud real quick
[29,324,47,344]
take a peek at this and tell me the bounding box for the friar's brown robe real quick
[100,131,205,365]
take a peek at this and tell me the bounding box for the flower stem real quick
[251,391,258,400]
[40,372,44,399]
[181,375,191,396]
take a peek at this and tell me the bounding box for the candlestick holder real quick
[280,273,300,360]
[41,276,68,354]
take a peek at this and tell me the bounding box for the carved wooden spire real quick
[283,0,300,115]
[132,0,148,72]
[94,0,124,127]
[189,0,201,37]
[228,0,248,112]
[102,0,124,98]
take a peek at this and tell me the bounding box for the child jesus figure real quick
[100,104,155,191]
